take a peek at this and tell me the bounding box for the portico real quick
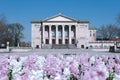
[42,25,76,45]
[31,14,96,49]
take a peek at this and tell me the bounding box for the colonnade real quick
[42,25,76,45]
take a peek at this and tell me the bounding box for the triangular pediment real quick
[43,14,77,22]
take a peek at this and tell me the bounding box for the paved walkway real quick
[0,49,120,56]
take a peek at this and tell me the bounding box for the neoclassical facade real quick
[31,14,96,49]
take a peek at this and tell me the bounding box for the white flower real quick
[89,56,95,65]
[20,56,28,63]
[54,73,62,80]
[44,77,49,80]
[13,75,22,80]
[9,59,22,76]
[63,67,70,76]
[113,74,120,80]
[29,70,44,80]
[66,56,73,62]
[66,56,73,66]
[36,56,45,69]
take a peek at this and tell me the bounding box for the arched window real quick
[58,25,62,37]
[45,25,49,31]
[65,25,69,37]
[93,33,95,37]
[71,25,76,38]
[90,45,93,48]
[90,31,92,37]
[51,25,56,37]
[71,25,75,31]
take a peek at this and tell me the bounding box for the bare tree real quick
[0,14,25,47]
[0,15,8,47]
[8,23,24,46]
[97,24,119,40]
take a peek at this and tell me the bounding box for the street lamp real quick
[114,36,119,52]
[6,41,9,51]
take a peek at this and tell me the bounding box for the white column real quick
[56,25,58,44]
[75,25,77,44]
[75,25,78,47]
[69,25,71,44]
[62,25,65,44]
[42,25,45,44]
[49,25,52,44]
[75,25,76,39]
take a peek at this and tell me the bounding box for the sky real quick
[0,0,120,42]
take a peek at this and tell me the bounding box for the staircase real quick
[52,44,76,49]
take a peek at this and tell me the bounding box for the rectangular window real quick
[93,33,95,37]
[65,39,69,44]
[72,39,75,44]
[59,39,62,44]
[45,39,49,44]
[52,31,55,37]
[65,31,69,37]
[59,31,62,37]
[52,39,56,44]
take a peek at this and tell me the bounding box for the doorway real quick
[81,45,84,48]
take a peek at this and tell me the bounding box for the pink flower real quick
[23,55,38,70]
[114,64,120,74]
[0,75,8,80]
[69,60,79,78]
[21,68,29,80]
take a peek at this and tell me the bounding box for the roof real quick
[77,20,89,23]
[43,13,78,22]
[89,26,96,30]
[31,13,89,23]
[31,20,42,23]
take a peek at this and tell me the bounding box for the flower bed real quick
[0,54,120,80]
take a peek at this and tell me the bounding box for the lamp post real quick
[75,39,78,48]
[6,41,9,51]
[115,36,118,47]
[101,36,103,49]
[115,36,118,52]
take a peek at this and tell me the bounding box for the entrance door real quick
[81,45,84,48]
[59,39,62,44]
[52,39,56,44]
[65,39,69,44]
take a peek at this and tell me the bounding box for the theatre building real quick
[31,14,96,49]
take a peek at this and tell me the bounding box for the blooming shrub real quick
[0,54,120,80]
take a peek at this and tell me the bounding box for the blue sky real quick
[0,0,120,42]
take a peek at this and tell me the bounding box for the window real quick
[65,39,69,44]
[58,25,62,37]
[52,31,55,37]
[45,25,49,31]
[59,31,62,37]
[59,39,62,44]
[81,45,84,48]
[71,25,75,31]
[52,39,56,44]
[45,39,49,44]
[72,39,75,44]
[90,45,93,48]
[93,33,95,37]
[36,45,39,48]
[51,25,56,37]
[65,25,69,37]
[65,31,69,37]
[71,25,76,37]
[90,31,92,37]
